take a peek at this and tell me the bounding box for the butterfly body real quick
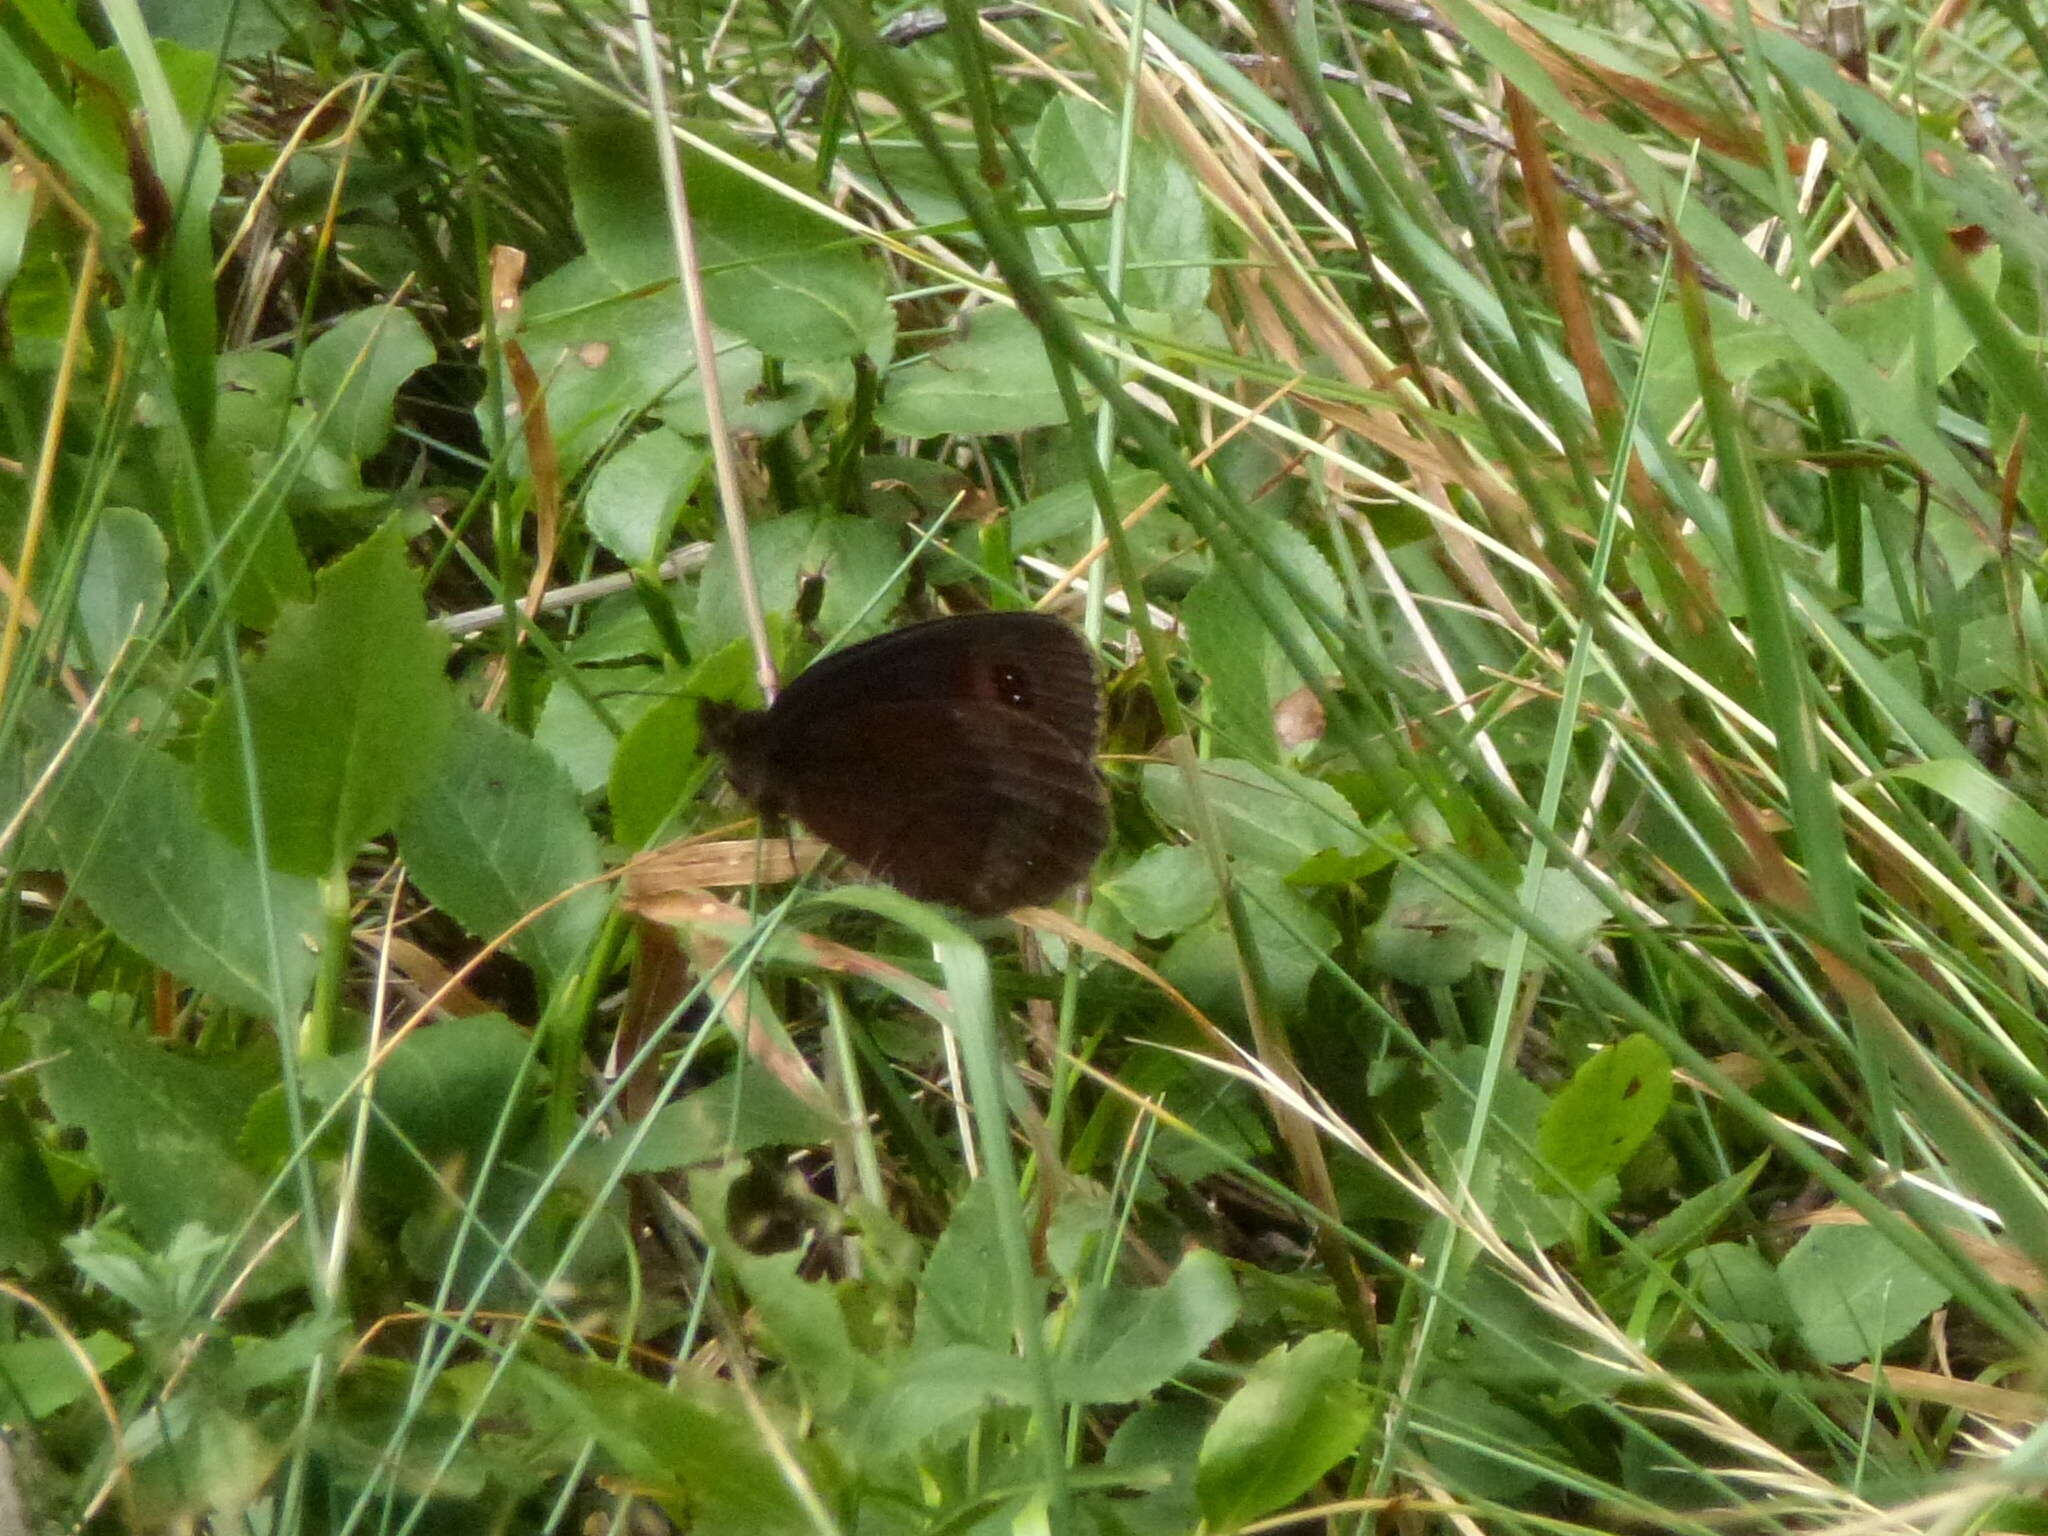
[701,612,1107,914]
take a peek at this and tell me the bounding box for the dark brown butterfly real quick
[699,612,1107,915]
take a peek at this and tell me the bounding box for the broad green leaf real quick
[519,1349,821,1533]
[1141,758,1367,874]
[532,666,661,794]
[1411,1377,1565,1501]
[1056,1248,1238,1403]
[312,1356,494,1501]
[1196,1332,1369,1529]
[171,432,312,629]
[137,0,293,52]
[1475,866,1608,966]
[566,116,889,363]
[1186,522,1343,765]
[298,1014,540,1213]
[300,304,434,463]
[1028,97,1215,313]
[586,428,707,565]
[1536,1034,1672,1191]
[1185,576,1279,762]
[916,1179,1011,1353]
[492,258,827,483]
[21,710,321,1015]
[395,1134,628,1301]
[27,1002,272,1247]
[0,1332,133,1422]
[1159,867,1336,1019]
[571,1071,841,1182]
[74,506,168,674]
[1779,1223,1952,1364]
[1831,244,1999,387]
[1098,843,1218,937]
[609,692,701,849]
[197,522,456,878]
[125,1400,282,1527]
[877,307,1074,436]
[395,709,608,985]
[1684,1242,1794,1350]
[1366,861,1481,986]
[1099,1398,1210,1532]
[695,510,904,656]
[1009,470,1165,552]
[0,1097,66,1273]
[864,1344,1034,1459]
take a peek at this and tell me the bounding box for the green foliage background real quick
[3,0,2048,1531]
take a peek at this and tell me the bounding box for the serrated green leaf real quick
[876,308,1073,436]
[1779,1223,1952,1364]
[395,709,607,985]
[27,1002,272,1247]
[21,709,321,1016]
[197,522,456,878]
[609,692,701,849]
[1141,758,1367,875]
[1056,1248,1238,1404]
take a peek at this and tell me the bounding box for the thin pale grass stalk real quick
[336,904,813,1536]
[626,7,774,696]
[1204,1043,1884,1522]
[3,1277,134,1527]
[0,228,97,708]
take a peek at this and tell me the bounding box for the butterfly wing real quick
[765,612,1101,764]
[720,614,1108,912]
[766,700,1106,913]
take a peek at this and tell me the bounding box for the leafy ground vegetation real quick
[3,0,2048,1530]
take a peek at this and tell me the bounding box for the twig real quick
[435,542,711,637]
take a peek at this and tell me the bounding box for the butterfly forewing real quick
[766,612,1100,761]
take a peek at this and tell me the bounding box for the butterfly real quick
[699,611,1108,914]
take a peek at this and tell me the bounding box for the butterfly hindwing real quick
[770,700,1105,913]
